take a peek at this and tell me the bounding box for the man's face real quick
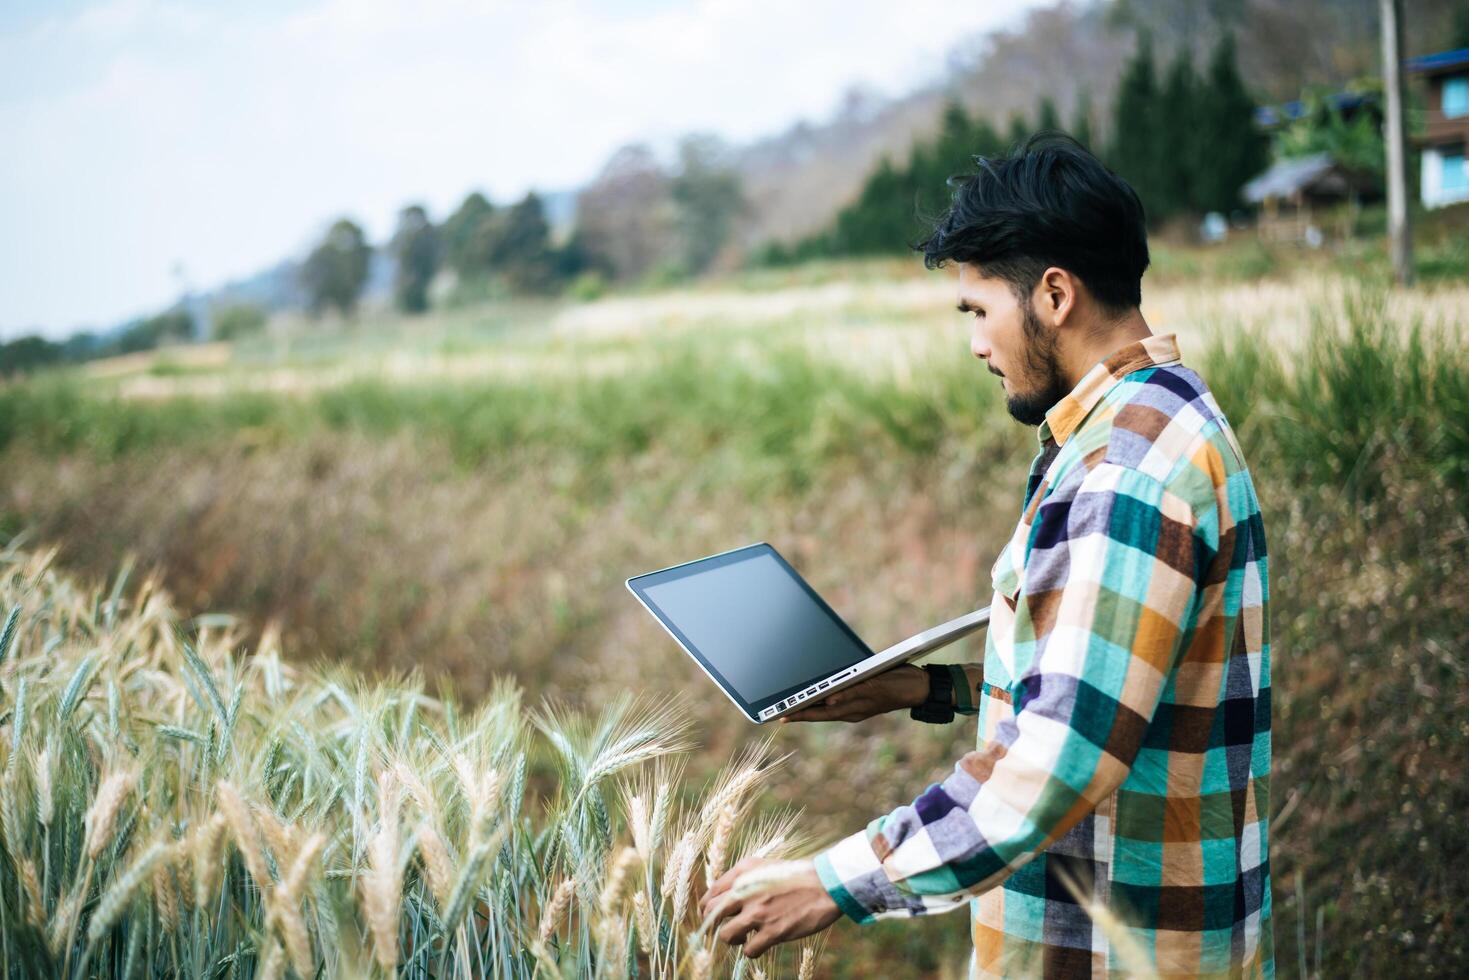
[956,262,1070,426]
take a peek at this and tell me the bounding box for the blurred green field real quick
[1,252,1467,976]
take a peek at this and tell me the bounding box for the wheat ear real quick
[537,877,577,942]
[626,793,651,861]
[216,780,271,888]
[84,768,137,859]
[598,846,639,918]
[32,748,52,827]
[415,818,456,907]
[362,805,403,972]
[18,858,43,926]
[704,802,738,887]
[272,830,326,978]
[689,943,713,980]
[633,890,655,954]
[191,812,228,908]
[88,839,170,942]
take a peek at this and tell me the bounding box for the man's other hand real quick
[779,663,929,724]
[701,857,843,958]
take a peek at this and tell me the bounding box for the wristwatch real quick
[909,664,956,724]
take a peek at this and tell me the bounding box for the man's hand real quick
[700,857,843,958]
[779,664,929,723]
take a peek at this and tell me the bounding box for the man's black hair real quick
[915,130,1149,316]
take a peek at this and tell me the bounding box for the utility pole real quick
[1380,0,1413,285]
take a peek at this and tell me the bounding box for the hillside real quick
[733,0,1464,245]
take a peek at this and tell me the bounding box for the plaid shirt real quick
[813,334,1273,978]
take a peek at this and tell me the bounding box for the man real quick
[703,132,1273,978]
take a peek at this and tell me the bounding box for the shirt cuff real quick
[812,823,908,924]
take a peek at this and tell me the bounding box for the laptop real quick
[626,541,990,724]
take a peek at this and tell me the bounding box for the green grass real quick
[0,335,1025,499]
[4,283,1466,507]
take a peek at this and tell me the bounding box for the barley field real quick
[0,252,1467,976]
[0,545,831,978]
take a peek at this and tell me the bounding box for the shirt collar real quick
[1038,333,1182,447]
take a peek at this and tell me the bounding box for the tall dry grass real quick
[0,545,826,978]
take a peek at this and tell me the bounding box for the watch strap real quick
[910,664,956,724]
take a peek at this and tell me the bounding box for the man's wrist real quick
[812,829,889,924]
[899,664,930,708]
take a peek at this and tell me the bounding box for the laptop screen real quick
[628,543,872,715]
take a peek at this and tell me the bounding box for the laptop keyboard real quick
[757,665,861,720]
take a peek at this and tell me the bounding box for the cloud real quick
[0,0,1043,333]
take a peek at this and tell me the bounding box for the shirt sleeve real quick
[813,462,1207,922]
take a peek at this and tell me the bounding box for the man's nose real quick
[971,336,990,361]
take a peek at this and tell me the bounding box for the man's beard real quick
[1000,300,1070,427]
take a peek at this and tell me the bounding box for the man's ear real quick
[1036,267,1077,327]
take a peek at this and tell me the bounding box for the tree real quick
[113,307,194,355]
[804,98,1009,258]
[1035,96,1062,133]
[0,335,65,377]
[829,154,914,254]
[670,133,747,275]
[1193,32,1271,214]
[301,218,372,317]
[1006,112,1032,150]
[212,304,267,341]
[61,332,102,362]
[574,144,678,282]
[1070,90,1095,151]
[928,100,976,184]
[440,192,495,278]
[390,204,440,314]
[1108,30,1166,224]
[1273,82,1386,176]
[1159,50,1203,218]
[495,192,555,293]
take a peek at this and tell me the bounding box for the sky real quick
[1,0,1045,338]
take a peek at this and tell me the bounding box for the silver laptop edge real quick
[749,604,991,722]
[624,564,990,723]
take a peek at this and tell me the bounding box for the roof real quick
[1241,152,1367,203]
[1405,48,1469,74]
[1254,92,1375,128]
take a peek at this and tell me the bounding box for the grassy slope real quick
[0,250,1467,975]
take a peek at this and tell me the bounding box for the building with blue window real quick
[1407,48,1469,209]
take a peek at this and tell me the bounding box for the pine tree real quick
[496,193,555,293]
[1070,90,1095,151]
[441,192,495,277]
[970,117,1005,159]
[1036,97,1062,134]
[1109,30,1164,226]
[301,218,371,318]
[1159,50,1202,220]
[1195,32,1269,214]
[1006,112,1031,151]
[933,100,973,170]
[390,204,439,314]
[923,100,976,215]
